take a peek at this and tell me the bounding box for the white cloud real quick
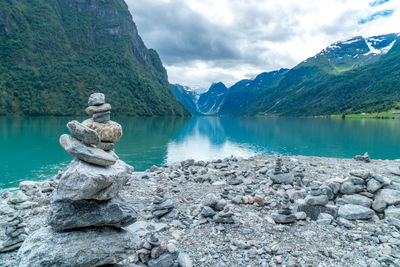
[126,0,400,89]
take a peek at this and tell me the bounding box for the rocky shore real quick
[1,153,400,266]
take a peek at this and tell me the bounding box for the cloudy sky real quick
[125,0,400,89]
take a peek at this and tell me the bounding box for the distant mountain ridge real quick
[173,33,400,116]
[0,0,189,116]
[172,82,229,115]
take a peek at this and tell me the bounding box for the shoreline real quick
[1,154,399,192]
[1,154,400,266]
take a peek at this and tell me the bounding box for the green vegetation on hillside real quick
[0,0,189,116]
[236,36,400,117]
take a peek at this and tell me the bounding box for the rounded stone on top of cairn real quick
[88,93,105,106]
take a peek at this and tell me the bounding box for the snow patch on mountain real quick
[364,38,396,55]
[342,39,360,45]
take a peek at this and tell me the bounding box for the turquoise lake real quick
[1,116,399,190]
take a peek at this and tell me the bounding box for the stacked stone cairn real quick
[17,93,141,267]
[272,194,296,224]
[151,189,178,220]
[0,215,26,252]
[295,182,339,221]
[353,152,371,163]
[135,233,180,266]
[199,193,234,224]
[271,157,294,184]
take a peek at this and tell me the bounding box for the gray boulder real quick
[60,134,117,166]
[202,193,218,208]
[305,195,328,206]
[48,196,137,231]
[177,252,193,267]
[53,159,133,201]
[19,181,41,196]
[385,207,400,219]
[85,103,111,115]
[17,226,140,267]
[338,204,375,220]
[201,206,216,218]
[340,182,356,195]
[341,194,373,208]
[367,179,382,193]
[67,120,100,146]
[271,173,294,184]
[375,189,400,206]
[88,93,105,106]
[148,252,178,267]
[372,199,387,213]
[295,203,338,220]
[7,191,28,204]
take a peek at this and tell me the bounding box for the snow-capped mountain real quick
[304,33,399,73]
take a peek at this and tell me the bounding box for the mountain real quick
[171,84,202,115]
[171,82,228,115]
[0,0,189,116]
[197,82,228,114]
[302,34,398,74]
[218,69,289,115]
[219,33,400,116]
[268,36,400,116]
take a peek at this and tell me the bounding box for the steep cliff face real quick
[171,84,202,115]
[197,82,228,115]
[0,0,189,116]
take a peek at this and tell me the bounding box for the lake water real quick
[1,116,399,189]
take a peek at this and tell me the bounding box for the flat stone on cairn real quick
[66,120,100,145]
[85,103,111,115]
[17,93,139,266]
[60,134,117,167]
[48,196,138,231]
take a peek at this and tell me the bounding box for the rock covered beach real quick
[1,96,400,266]
[1,156,400,266]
